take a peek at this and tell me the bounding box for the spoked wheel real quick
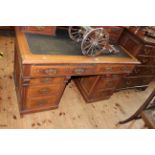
[81,28,109,56]
[68,26,85,42]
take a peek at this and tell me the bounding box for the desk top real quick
[15,27,140,65]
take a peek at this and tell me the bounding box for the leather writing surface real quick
[25,29,129,58]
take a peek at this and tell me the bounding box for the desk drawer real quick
[31,65,68,77]
[117,76,154,89]
[69,66,97,75]
[29,77,65,85]
[137,55,155,65]
[26,96,58,110]
[27,84,62,98]
[131,65,155,76]
[98,65,134,74]
[22,26,56,35]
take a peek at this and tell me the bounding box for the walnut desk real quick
[14,27,140,115]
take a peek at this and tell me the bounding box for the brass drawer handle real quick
[38,88,50,94]
[35,26,45,31]
[122,67,129,72]
[44,68,57,74]
[106,67,113,72]
[36,100,48,106]
[74,68,85,74]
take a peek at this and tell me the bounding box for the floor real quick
[0,30,154,129]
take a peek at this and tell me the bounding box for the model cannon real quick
[68,26,118,56]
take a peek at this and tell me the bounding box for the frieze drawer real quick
[68,66,97,75]
[98,65,134,74]
[131,65,155,76]
[31,65,69,77]
[137,55,155,65]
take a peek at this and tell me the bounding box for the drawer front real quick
[98,65,134,74]
[119,31,142,56]
[69,66,97,75]
[31,65,68,77]
[27,84,63,98]
[22,26,56,35]
[117,76,154,89]
[131,65,155,76]
[137,55,155,65]
[29,77,65,85]
[141,45,155,56]
[26,96,58,110]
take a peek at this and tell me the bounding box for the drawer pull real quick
[41,78,51,83]
[122,67,129,72]
[38,88,50,94]
[35,26,45,31]
[36,100,48,106]
[74,68,85,74]
[106,67,113,72]
[44,68,57,74]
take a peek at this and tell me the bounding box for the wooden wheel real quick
[68,26,85,42]
[81,28,109,56]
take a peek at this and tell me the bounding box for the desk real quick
[14,27,140,115]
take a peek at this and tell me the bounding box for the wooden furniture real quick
[117,28,155,91]
[102,26,124,44]
[119,88,155,126]
[0,26,14,30]
[14,27,139,115]
[20,26,56,35]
